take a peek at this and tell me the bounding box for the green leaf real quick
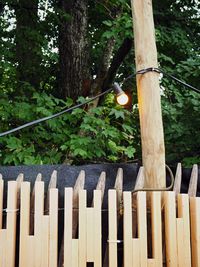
[124,146,135,158]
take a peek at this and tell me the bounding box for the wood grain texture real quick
[5,181,18,267]
[79,190,87,266]
[177,194,192,267]
[176,218,185,267]
[19,182,31,267]
[59,170,85,267]
[30,173,42,234]
[108,190,117,267]
[103,168,122,267]
[164,192,178,267]
[64,188,73,267]
[173,163,182,194]
[190,197,200,267]
[131,0,166,188]
[188,164,198,197]
[45,170,57,213]
[123,192,134,267]
[151,192,162,267]
[137,192,148,267]
[0,179,4,230]
[49,188,58,267]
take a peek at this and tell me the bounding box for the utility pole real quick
[131,0,166,188]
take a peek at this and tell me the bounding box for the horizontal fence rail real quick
[0,164,199,267]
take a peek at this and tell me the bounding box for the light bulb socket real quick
[113,82,124,96]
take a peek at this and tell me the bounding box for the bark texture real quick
[14,0,41,90]
[58,0,89,100]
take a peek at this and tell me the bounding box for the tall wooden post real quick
[131,0,166,188]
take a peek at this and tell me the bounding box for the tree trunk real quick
[14,0,41,91]
[58,0,89,100]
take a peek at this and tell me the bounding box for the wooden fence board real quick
[0,179,4,230]
[177,194,192,267]
[64,188,73,267]
[137,192,148,267]
[123,192,134,267]
[79,190,87,266]
[103,168,122,267]
[132,167,145,239]
[0,173,200,267]
[94,190,102,267]
[4,181,18,267]
[45,170,57,213]
[19,182,31,267]
[108,190,117,267]
[60,171,85,267]
[164,191,178,267]
[176,218,185,267]
[173,163,182,194]
[190,197,200,267]
[151,192,162,267]
[132,239,140,267]
[188,165,198,197]
[49,188,58,267]
[19,180,58,267]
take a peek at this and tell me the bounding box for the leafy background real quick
[0,0,200,167]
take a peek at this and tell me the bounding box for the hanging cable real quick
[0,67,199,137]
[0,88,112,137]
[136,67,200,94]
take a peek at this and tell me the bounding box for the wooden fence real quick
[0,164,199,267]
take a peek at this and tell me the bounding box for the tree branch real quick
[102,37,133,92]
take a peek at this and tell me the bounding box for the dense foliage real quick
[0,0,199,166]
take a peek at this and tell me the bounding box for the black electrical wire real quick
[0,67,199,137]
[136,67,200,94]
[0,88,112,137]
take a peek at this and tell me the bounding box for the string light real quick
[0,67,199,137]
[113,82,129,105]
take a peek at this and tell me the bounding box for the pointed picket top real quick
[16,173,24,192]
[30,173,42,234]
[45,170,57,213]
[188,164,198,197]
[114,168,123,216]
[35,173,42,182]
[16,173,24,208]
[96,172,106,203]
[114,168,123,194]
[173,163,182,194]
[16,173,24,183]
[48,170,57,189]
[73,170,85,209]
[134,166,145,190]
[74,170,85,190]
[31,173,42,203]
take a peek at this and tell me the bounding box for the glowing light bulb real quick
[113,82,129,105]
[117,93,129,105]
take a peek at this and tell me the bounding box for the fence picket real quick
[0,173,199,267]
[108,190,117,267]
[4,181,18,267]
[123,192,134,267]
[151,192,162,267]
[164,192,178,267]
[137,192,148,267]
[190,197,200,267]
[177,194,192,267]
[49,188,58,267]
[64,188,73,267]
